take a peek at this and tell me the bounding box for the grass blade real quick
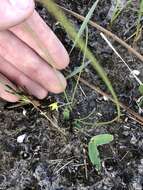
[71,26,89,104]
[134,0,143,42]
[70,0,100,53]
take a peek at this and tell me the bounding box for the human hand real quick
[0,0,69,102]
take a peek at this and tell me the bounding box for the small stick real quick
[83,148,88,179]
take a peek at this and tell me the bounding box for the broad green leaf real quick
[88,140,101,171]
[139,84,143,95]
[88,134,114,171]
[91,134,114,146]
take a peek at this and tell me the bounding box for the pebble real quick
[123,125,130,130]
[131,182,142,190]
[138,164,143,174]
[138,139,143,148]
[22,109,27,116]
[122,131,129,136]
[140,159,143,165]
[17,134,26,143]
[130,135,138,145]
[103,96,109,101]
[131,70,140,76]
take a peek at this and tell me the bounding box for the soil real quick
[0,0,143,190]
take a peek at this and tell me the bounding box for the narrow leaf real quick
[71,0,100,52]
[139,84,143,95]
[66,61,90,79]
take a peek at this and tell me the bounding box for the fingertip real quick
[0,73,19,102]
[35,89,48,100]
[58,50,70,70]
[0,91,19,102]
[49,37,70,70]
[51,71,67,94]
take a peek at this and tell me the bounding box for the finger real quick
[10,10,69,70]
[0,30,67,93]
[0,55,48,99]
[0,73,19,102]
[0,0,34,30]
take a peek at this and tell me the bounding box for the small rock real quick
[123,125,130,130]
[131,182,142,190]
[122,131,129,136]
[22,109,27,116]
[130,70,140,76]
[130,135,138,145]
[140,159,143,165]
[138,164,143,174]
[17,134,26,143]
[103,96,109,101]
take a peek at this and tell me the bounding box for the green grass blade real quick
[110,0,132,25]
[66,61,90,79]
[135,0,143,41]
[71,26,89,104]
[70,0,100,53]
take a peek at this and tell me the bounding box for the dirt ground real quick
[0,0,143,189]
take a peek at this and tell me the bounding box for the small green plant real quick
[63,107,70,120]
[88,134,114,171]
[139,83,143,94]
[110,0,132,25]
[137,84,143,113]
[110,0,122,24]
[40,0,121,121]
[70,25,89,105]
[73,108,96,128]
[134,0,143,42]
[70,0,100,53]
[66,61,90,79]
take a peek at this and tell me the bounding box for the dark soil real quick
[0,0,143,189]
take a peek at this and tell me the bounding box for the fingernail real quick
[9,0,30,9]
[55,71,67,92]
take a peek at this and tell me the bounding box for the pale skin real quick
[0,0,69,102]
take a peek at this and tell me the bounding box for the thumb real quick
[0,0,35,30]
